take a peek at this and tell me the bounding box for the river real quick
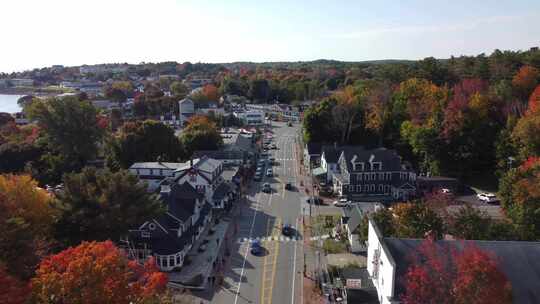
[0,94,24,113]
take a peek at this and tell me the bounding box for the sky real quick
[1,0,539,73]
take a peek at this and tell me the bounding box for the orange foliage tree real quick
[202,84,220,101]
[402,238,512,304]
[0,174,56,280]
[512,65,539,100]
[32,240,168,304]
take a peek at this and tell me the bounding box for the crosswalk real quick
[237,236,301,243]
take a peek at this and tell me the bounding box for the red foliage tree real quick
[528,84,540,114]
[402,239,512,304]
[443,78,488,138]
[202,84,220,101]
[0,266,30,304]
[32,241,168,304]
[453,245,512,304]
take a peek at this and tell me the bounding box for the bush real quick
[323,239,348,254]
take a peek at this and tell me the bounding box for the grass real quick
[311,214,341,236]
[322,238,348,254]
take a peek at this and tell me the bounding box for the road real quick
[207,121,305,304]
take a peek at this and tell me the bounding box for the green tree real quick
[26,96,104,167]
[54,167,164,247]
[450,205,492,240]
[170,81,189,98]
[498,158,540,240]
[107,120,184,169]
[371,208,396,237]
[393,202,445,239]
[302,99,336,143]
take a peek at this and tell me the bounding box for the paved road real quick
[205,122,305,304]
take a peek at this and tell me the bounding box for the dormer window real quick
[371,162,382,171]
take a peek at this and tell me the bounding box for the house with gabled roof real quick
[333,147,416,201]
[127,181,212,272]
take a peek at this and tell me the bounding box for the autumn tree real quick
[202,84,220,101]
[449,205,492,240]
[0,265,30,304]
[54,167,164,247]
[32,241,168,304]
[498,157,540,240]
[106,120,184,169]
[393,202,445,239]
[365,82,392,146]
[180,115,223,156]
[402,239,512,304]
[332,85,363,143]
[302,99,337,143]
[0,174,56,280]
[511,65,539,101]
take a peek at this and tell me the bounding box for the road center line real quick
[234,190,264,304]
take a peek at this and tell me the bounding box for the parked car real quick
[262,183,271,193]
[266,168,273,177]
[333,198,349,207]
[282,224,294,237]
[287,121,293,127]
[477,193,499,203]
[250,240,263,255]
[307,196,323,205]
[270,144,277,149]
[269,157,276,165]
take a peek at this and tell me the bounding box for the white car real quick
[477,193,498,203]
[333,198,349,207]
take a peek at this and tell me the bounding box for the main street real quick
[206,121,305,304]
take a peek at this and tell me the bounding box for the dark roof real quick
[384,238,540,304]
[194,150,245,160]
[321,145,354,163]
[340,147,402,172]
[342,203,381,233]
[306,143,323,155]
[166,182,201,221]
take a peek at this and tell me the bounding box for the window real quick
[372,162,381,170]
[163,257,168,268]
[169,256,175,267]
[349,185,354,192]
[378,173,384,180]
[386,172,392,180]
[357,173,362,181]
[176,254,181,265]
[378,184,383,192]
[364,184,370,192]
[150,169,154,175]
[371,173,376,180]
[370,184,375,192]
[142,231,150,238]
[365,173,370,181]
[357,185,362,192]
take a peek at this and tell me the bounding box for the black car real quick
[307,197,323,205]
[285,182,293,190]
[282,224,294,237]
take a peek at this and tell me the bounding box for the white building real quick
[129,162,185,192]
[234,110,264,125]
[178,98,195,126]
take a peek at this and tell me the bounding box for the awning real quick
[312,167,327,176]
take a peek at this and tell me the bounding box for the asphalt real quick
[199,121,305,304]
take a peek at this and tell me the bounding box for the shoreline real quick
[0,87,66,97]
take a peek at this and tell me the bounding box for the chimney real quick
[334,142,337,149]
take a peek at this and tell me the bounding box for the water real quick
[0,94,24,113]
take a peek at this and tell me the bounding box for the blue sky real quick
[1,0,539,72]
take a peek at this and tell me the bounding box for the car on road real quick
[285,181,293,190]
[266,168,273,177]
[250,240,263,255]
[287,121,293,127]
[477,192,499,203]
[269,157,275,165]
[333,198,349,207]
[307,196,323,205]
[270,144,277,149]
[262,183,271,193]
[282,224,294,237]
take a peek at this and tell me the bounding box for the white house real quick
[233,110,264,125]
[129,162,185,192]
[178,98,195,126]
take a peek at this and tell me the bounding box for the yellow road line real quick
[268,218,281,304]
[260,218,272,304]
